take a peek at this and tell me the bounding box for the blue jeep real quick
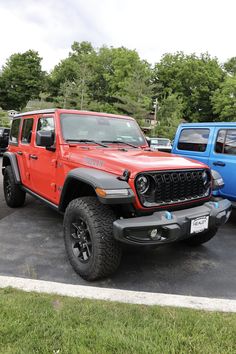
[172,122,236,206]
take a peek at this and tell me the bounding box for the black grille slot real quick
[136,169,211,207]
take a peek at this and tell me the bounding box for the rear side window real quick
[21,118,34,144]
[215,130,226,153]
[178,129,210,152]
[9,118,21,144]
[215,129,236,155]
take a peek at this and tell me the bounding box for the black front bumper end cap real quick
[113,199,232,246]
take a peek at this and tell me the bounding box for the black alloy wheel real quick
[71,219,92,263]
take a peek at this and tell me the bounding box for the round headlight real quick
[136,175,150,194]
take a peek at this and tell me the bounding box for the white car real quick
[150,138,172,152]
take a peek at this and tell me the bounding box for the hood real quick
[67,146,207,178]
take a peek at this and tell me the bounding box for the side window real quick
[21,118,34,144]
[215,129,236,155]
[177,129,210,152]
[36,117,55,146]
[37,117,54,132]
[215,130,226,154]
[9,118,21,144]
[225,130,236,155]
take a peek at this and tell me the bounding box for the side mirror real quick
[146,137,151,147]
[36,130,54,148]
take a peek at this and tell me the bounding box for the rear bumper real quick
[113,199,232,245]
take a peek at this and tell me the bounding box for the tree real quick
[49,43,153,116]
[0,110,10,127]
[224,57,236,76]
[115,68,153,121]
[153,94,184,139]
[92,46,152,107]
[153,52,225,122]
[211,76,236,121]
[56,80,77,108]
[49,41,97,110]
[0,50,45,110]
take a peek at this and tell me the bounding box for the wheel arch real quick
[59,177,97,212]
[59,167,135,212]
[2,152,21,183]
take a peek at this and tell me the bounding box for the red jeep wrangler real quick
[2,109,232,280]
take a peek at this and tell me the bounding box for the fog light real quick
[149,229,162,240]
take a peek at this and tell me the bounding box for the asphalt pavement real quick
[0,157,235,299]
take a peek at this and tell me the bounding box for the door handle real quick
[29,154,38,160]
[17,151,23,156]
[213,161,225,167]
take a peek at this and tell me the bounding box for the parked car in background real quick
[0,127,10,154]
[172,122,236,206]
[150,137,172,152]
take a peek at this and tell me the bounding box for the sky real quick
[0,0,235,72]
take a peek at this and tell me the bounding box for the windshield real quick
[151,138,170,146]
[60,114,146,147]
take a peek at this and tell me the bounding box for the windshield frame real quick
[59,113,147,148]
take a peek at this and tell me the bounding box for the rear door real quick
[17,117,35,188]
[209,128,236,201]
[172,127,214,165]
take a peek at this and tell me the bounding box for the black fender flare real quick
[2,152,21,184]
[59,168,135,212]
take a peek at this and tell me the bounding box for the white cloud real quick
[0,0,235,72]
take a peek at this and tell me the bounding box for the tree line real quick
[0,41,235,137]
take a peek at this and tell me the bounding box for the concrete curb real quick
[0,275,236,313]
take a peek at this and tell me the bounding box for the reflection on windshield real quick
[60,114,146,147]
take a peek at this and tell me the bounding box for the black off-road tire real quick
[63,196,122,281]
[184,228,218,246]
[3,165,26,207]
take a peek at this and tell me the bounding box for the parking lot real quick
[0,156,235,300]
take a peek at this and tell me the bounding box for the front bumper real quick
[113,199,232,245]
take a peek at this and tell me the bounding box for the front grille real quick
[135,169,211,207]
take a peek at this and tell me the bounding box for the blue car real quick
[172,122,236,206]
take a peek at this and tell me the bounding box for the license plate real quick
[190,216,209,234]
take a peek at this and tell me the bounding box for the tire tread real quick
[4,165,25,208]
[64,197,122,280]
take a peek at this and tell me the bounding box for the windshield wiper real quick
[66,139,108,147]
[101,140,140,148]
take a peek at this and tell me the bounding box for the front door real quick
[209,128,236,201]
[29,115,58,203]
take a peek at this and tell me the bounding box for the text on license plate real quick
[190,216,209,234]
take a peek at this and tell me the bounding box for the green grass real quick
[0,288,235,354]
